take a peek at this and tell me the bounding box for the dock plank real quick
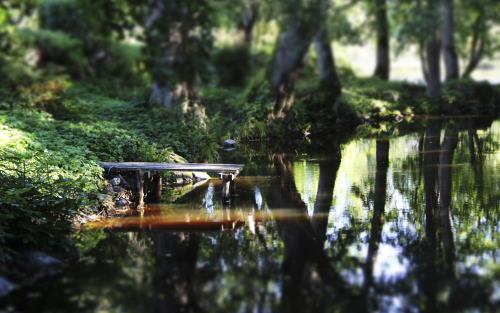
[100,162,243,173]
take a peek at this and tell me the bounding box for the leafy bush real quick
[0,113,103,263]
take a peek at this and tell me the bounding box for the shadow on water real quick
[2,117,499,313]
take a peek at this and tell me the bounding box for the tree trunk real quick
[271,27,313,120]
[425,38,441,99]
[373,0,390,80]
[241,0,259,45]
[441,0,459,81]
[461,12,485,78]
[422,0,441,100]
[145,1,203,118]
[149,82,188,108]
[314,28,342,106]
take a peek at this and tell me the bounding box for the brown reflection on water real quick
[87,206,330,232]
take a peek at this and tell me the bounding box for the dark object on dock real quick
[100,162,243,208]
[223,139,237,151]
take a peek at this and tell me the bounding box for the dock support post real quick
[151,172,162,203]
[136,170,144,209]
[220,173,235,205]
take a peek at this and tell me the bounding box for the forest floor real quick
[0,73,499,285]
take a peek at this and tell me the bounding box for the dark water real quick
[3,118,500,313]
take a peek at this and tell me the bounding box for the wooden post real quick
[220,173,235,205]
[136,170,145,209]
[151,172,162,203]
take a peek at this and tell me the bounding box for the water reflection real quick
[3,118,499,313]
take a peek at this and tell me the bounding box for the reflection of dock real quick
[100,162,244,207]
[87,208,328,232]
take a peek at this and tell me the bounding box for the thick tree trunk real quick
[441,0,459,81]
[373,0,390,80]
[314,28,342,106]
[271,27,313,120]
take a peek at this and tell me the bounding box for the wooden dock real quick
[100,162,244,208]
[101,162,243,173]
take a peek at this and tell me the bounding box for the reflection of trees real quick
[267,151,343,313]
[438,127,458,280]
[150,231,202,313]
[312,144,342,243]
[414,122,494,312]
[418,122,460,312]
[363,139,389,311]
[419,121,442,313]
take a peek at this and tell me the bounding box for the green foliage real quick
[213,45,251,87]
[392,0,440,54]
[276,0,328,33]
[0,110,104,262]
[18,28,87,76]
[456,0,500,59]
[442,79,500,114]
[36,0,141,81]
[0,86,206,264]
[137,0,214,86]
[39,0,85,37]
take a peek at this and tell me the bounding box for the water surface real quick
[3,117,500,313]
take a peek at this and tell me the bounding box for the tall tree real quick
[271,0,341,121]
[372,0,390,80]
[441,0,460,80]
[270,24,315,120]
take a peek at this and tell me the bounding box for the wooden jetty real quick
[100,162,244,207]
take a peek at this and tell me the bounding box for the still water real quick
[4,118,500,312]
